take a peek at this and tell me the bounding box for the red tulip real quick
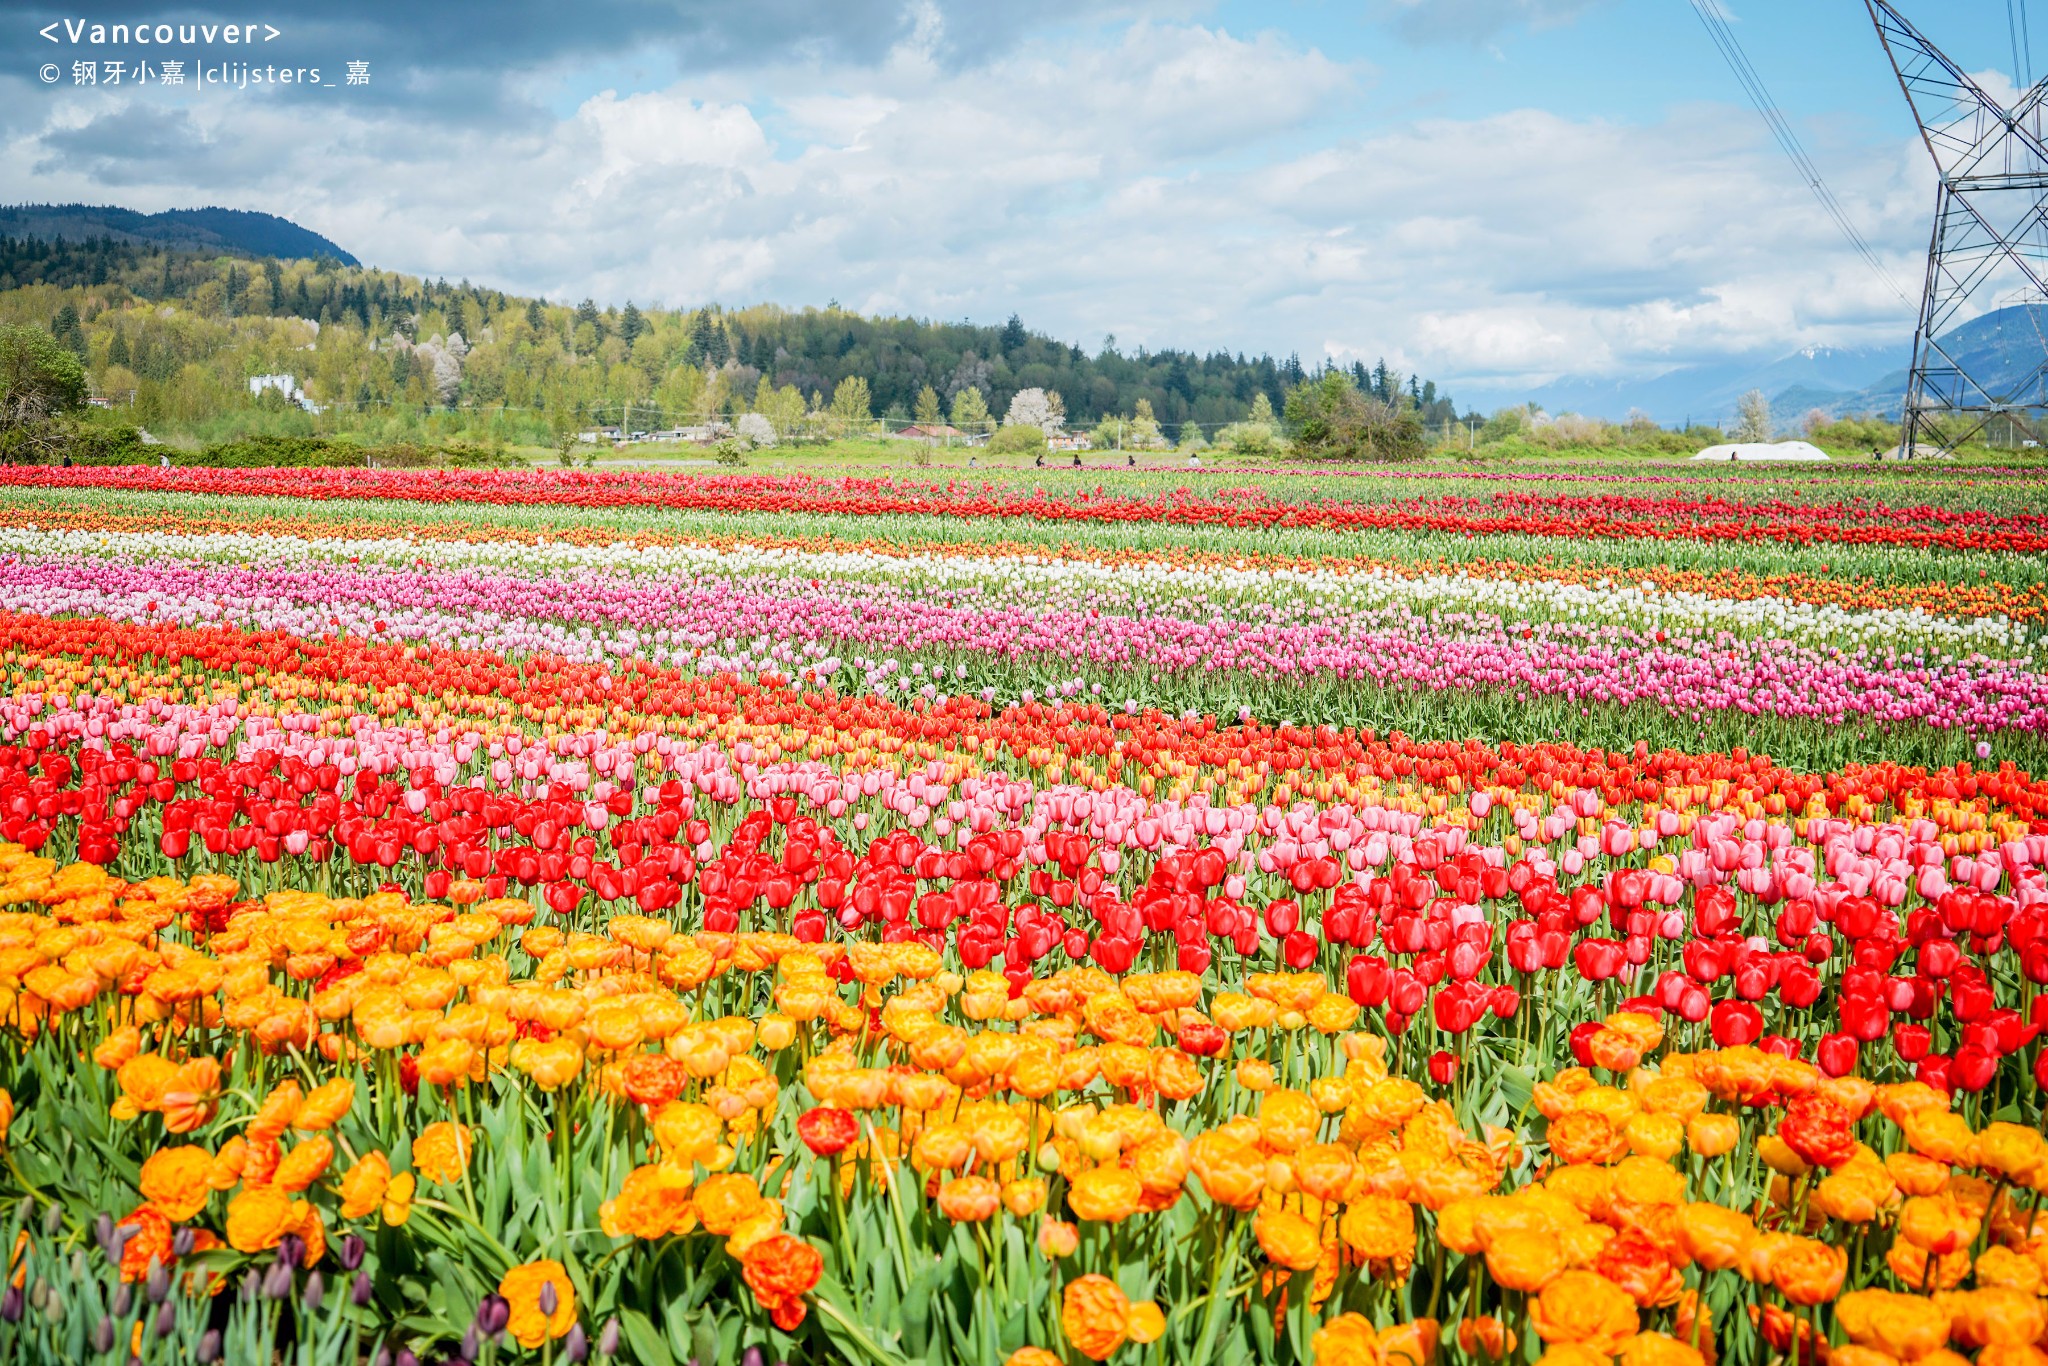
[1892,1022,1932,1062]
[1814,1033,1859,1077]
[1346,955,1390,1008]
[1708,999,1763,1047]
[1950,1045,1998,1092]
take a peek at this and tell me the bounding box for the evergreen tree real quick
[575,298,603,342]
[1166,355,1194,405]
[1000,313,1027,353]
[620,301,646,346]
[50,305,85,359]
[914,386,943,426]
[525,299,544,332]
[105,328,128,368]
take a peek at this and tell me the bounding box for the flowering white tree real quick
[409,339,463,404]
[736,412,775,447]
[1735,389,1772,443]
[1004,387,1065,434]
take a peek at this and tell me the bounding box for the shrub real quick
[63,423,148,465]
[988,424,1045,455]
[1217,422,1277,458]
[1283,372,1426,462]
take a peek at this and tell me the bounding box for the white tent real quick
[1690,441,1832,462]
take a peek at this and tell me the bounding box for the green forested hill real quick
[0,204,357,266]
[0,232,1466,445]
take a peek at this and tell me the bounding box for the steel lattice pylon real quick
[1867,0,2048,453]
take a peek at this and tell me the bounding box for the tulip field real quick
[0,462,2042,1366]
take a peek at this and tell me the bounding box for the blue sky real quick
[1,0,2037,413]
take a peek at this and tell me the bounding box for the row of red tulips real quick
[8,467,2048,552]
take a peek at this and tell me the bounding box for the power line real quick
[2011,0,2031,89]
[1685,0,1913,305]
[2024,0,2036,89]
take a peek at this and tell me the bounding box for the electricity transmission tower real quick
[1867,0,2048,452]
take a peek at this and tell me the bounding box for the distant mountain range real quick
[1504,305,2048,429]
[0,204,356,266]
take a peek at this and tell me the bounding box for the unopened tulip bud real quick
[566,1324,589,1363]
[352,1272,374,1308]
[197,1329,222,1364]
[1037,1218,1079,1259]
[599,1316,621,1358]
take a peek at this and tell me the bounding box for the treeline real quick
[0,235,1470,442]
